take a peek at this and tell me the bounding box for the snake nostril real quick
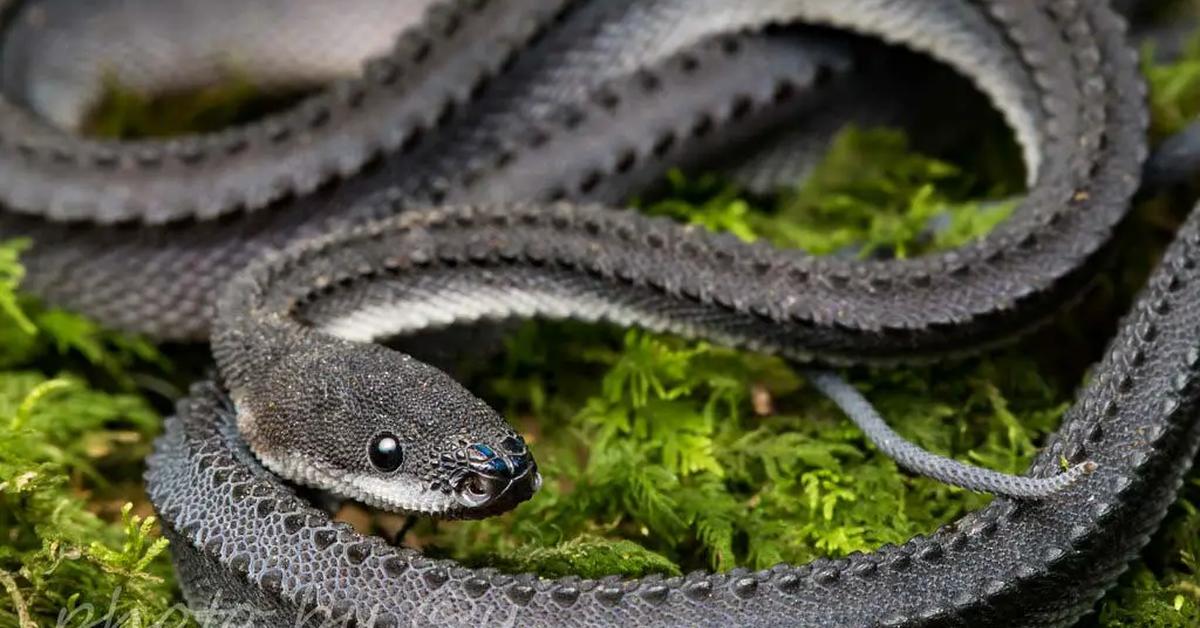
[500,435,526,454]
[463,441,534,481]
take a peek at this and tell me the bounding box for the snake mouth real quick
[452,461,541,510]
[449,442,542,512]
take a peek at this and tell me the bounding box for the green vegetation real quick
[1143,0,1200,141]
[643,128,1016,257]
[0,240,178,627]
[84,73,310,140]
[5,21,1200,627]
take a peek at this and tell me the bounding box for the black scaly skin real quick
[0,0,571,223]
[0,0,1185,625]
[1,18,866,339]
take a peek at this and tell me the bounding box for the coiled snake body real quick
[2,0,1197,625]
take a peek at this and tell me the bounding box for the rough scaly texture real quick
[0,0,1182,625]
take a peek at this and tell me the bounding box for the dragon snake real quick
[2,0,1197,625]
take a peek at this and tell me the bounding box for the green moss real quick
[1144,20,1200,141]
[83,73,302,140]
[0,241,179,626]
[643,127,1015,258]
[1099,565,1200,628]
[486,535,681,580]
[1097,479,1200,626]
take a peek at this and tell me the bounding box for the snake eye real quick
[368,433,404,472]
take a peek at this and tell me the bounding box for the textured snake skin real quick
[1,0,1191,626]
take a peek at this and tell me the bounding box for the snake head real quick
[228,334,541,519]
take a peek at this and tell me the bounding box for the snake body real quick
[1,0,1194,625]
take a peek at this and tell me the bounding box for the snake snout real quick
[451,441,540,509]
